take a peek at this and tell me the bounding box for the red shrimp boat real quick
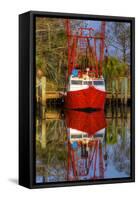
[64,20,106,110]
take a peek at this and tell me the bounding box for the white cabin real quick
[67,73,106,92]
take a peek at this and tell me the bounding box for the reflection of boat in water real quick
[65,110,106,139]
[65,110,107,181]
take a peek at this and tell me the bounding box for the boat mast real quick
[66,19,106,79]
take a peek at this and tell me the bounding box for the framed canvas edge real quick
[19,10,135,189]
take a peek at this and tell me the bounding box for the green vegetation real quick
[36,17,68,90]
[36,119,68,180]
[103,56,130,92]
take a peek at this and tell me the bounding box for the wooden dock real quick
[106,91,130,99]
[36,77,130,105]
[36,91,130,104]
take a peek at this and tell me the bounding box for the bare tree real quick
[106,22,130,64]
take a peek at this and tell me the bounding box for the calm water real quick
[36,105,131,183]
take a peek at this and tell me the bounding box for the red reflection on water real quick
[65,110,107,137]
[65,110,107,181]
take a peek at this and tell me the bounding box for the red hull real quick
[65,86,106,110]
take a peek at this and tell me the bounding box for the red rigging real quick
[64,20,106,110]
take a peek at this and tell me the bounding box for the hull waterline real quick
[65,86,106,110]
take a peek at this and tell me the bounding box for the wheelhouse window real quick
[83,134,88,138]
[83,81,92,85]
[93,80,104,86]
[71,80,82,85]
[71,134,82,139]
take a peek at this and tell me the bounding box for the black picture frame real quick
[19,10,135,189]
